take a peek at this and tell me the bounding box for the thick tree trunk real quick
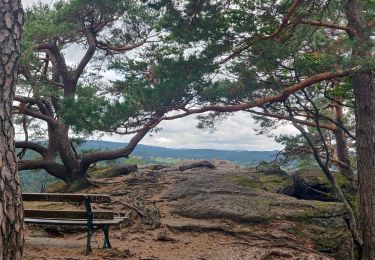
[346,0,375,258]
[353,71,375,259]
[0,1,24,259]
[65,173,90,192]
[54,123,80,172]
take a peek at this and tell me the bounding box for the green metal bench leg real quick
[86,228,93,255]
[102,225,112,249]
[85,196,94,255]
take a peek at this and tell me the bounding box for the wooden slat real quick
[24,217,127,226]
[25,209,114,220]
[22,193,111,203]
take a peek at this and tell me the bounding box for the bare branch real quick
[161,70,354,121]
[300,19,353,32]
[95,38,147,52]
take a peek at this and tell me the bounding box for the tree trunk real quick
[333,98,356,191]
[346,0,375,258]
[353,71,375,259]
[65,170,90,192]
[0,1,25,259]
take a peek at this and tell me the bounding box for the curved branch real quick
[162,70,354,121]
[15,107,57,125]
[71,30,97,83]
[95,38,147,52]
[46,45,71,93]
[80,115,162,171]
[18,160,68,181]
[15,141,48,156]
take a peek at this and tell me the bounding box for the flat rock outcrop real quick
[161,165,344,223]
[160,160,353,259]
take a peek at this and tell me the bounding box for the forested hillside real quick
[83,140,278,164]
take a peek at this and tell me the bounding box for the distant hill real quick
[81,140,278,165]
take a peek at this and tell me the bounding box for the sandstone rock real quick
[92,164,138,178]
[178,160,215,171]
[161,168,351,259]
[142,164,169,171]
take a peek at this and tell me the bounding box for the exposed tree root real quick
[165,223,324,256]
[260,250,294,259]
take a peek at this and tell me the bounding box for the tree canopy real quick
[14,0,375,257]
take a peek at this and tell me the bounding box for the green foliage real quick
[20,171,56,193]
[19,0,162,139]
[151,157,182,165]
[123,156,146,165]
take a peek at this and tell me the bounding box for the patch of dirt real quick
[24,160,348,260]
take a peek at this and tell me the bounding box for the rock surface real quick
[290,170,344,201]
[50,160,353,259]
[161,160,353,259]
[162,163,344,223]
[178,160,215,171]
[90,164,138,178]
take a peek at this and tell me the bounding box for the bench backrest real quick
[22,193,113,220]
[22,193,111,203]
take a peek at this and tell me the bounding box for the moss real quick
[45,178,92,192]
[293,201,344,221]
[88,167,111,179]
[234,174,290,192]
[44,180,66,192]
[287,221,348,253]
[296,170,349,189]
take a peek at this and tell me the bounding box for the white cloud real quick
[104,112,299,151]
[22,0,55,8]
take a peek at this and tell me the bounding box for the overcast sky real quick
[20,0,299,151]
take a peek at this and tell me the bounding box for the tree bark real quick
[353,71,375,259]
[0,1,24,259]
[333,98,356,190]
[346,0,375,258]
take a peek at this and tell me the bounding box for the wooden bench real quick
[22,193,126,255]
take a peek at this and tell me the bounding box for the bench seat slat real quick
[25,209,114,220]
[22,193,111,203]
[24,217,127,226]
